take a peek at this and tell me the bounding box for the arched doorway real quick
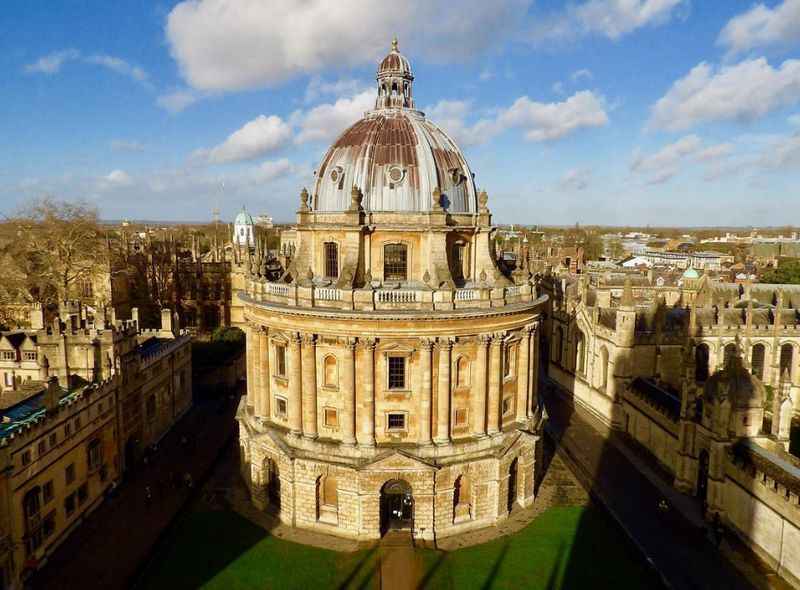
[697,450,709,508]
[507,458,519,513]
[380,479,413,535]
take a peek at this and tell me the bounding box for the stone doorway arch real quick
[507,457,519,513]
[380,479,414,535]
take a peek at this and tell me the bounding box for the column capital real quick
[301,333,316,345]
[478,333,492,347]
[419,337,435,350]
[523,323,537,335]
[436,336,454,350]
[490,332,506,346]
[357,337,377,351]
[345,337,357,350]
[289,331,302,344]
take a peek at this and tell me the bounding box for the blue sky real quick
[2,0,800,226]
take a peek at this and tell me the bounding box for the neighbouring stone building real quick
[545,270,800,586]
[236,40,545,543]
[0,301,192,588]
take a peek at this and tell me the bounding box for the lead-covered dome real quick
[311,39,478,214]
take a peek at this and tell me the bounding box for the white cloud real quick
[529,0,687,43]
[424,100,498,147]
[165,0,532,91]
[718,0,800,56]
[760,131,800,169]
[157,89,199,114]
[85,54,149,85]
[197,115,293,164]
[558,168,591,191]
[110,139,145,152]
[251,158,294,183]
[630,135,734,184]
[649,58,800,131]
[571,68,593,82]
[304,77,368,103]
[292,90,374,144]
[24,49,80,74]
[496,91,609,141]
[552,81,565,95]
[101,169,133,188]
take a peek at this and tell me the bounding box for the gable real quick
[360,450,437,473]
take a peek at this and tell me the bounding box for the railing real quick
[376,290,418,304]
[315,287,341,301]
[266,283,290,297]
[506,286,521,297]
[455,289,478,301]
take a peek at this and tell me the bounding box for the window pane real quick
[388,357,405,389]
[384,244,408,281]
[388,413,405,429]
[324,242,338,278]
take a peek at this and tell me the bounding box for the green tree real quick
[760,258,800,284]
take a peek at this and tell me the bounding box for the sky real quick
[2,0,800,226]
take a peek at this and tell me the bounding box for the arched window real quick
[599,346,609,391]
[452,243,466,282]
[384,244,408,281]
[751,344,766,381]
[695,344,709,382]
[575,332,586,375]
[724,343,737,368]
[456,356,470,388]
[324,242,338,279]
[780,343,794,379]
[323,355,338,389]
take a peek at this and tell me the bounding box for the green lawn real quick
[136,506,657,590]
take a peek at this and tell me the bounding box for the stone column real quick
[528,324,539,417]
[357,338,376,446]
[257,327,270,419]
[245,324,256,410]
[487,333,503,434]
[516,326,531,423]
[435,338,452,444]
[301,334,317,438]
[289,332,303,435]
[342,339,357,445]
[472,335,490,437]
[419,338,434,445]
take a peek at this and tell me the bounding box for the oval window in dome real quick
[388,166,405,184]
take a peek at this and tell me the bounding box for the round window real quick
[388,166,404,183]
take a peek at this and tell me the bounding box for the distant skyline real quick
[2,1,800,226]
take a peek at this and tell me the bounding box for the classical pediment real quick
[360,449,437,472]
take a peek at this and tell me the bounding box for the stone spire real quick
[620,277,635,309]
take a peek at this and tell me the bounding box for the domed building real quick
[233,207,255,247]
[236,39,546,542]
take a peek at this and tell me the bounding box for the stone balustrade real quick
[244,278,537,312]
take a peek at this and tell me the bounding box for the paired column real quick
[257,327,270,418]
[341,339,357,445]
[487,333,503,434]
[516,326,531,423]
[472,335,489,437]
[435,338,452,444]
[301,334,317,438]
[527,324,539,417]
[419,338,434,445]
[288,333,303,435]
[357,338,376,446]
[245,324,256,410]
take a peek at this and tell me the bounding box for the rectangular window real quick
[3,372,12,386]
[64,493,76,517]
[23,351,38,362]
[49,433,57,447]
[43,481,54,504]
[38,440,46,457]
[42,511,56,539]
[504,344,516,378]
[384,244,408,281]
[454,408,468,427]
[65,463,75,486]
[275,397,288,418]
[146,395,156,420]
[87,439,103,471]
[1,351,15,361]
[387,413,406,431]
[324,408,338,428]
[324,242,339,279]
[276,345,287,377]
[65,422,72,437]
[453,244,465,281]
[75,416,81,430]
[21,450,31,466]
[77,483,88,506]
[387,356,406,390]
